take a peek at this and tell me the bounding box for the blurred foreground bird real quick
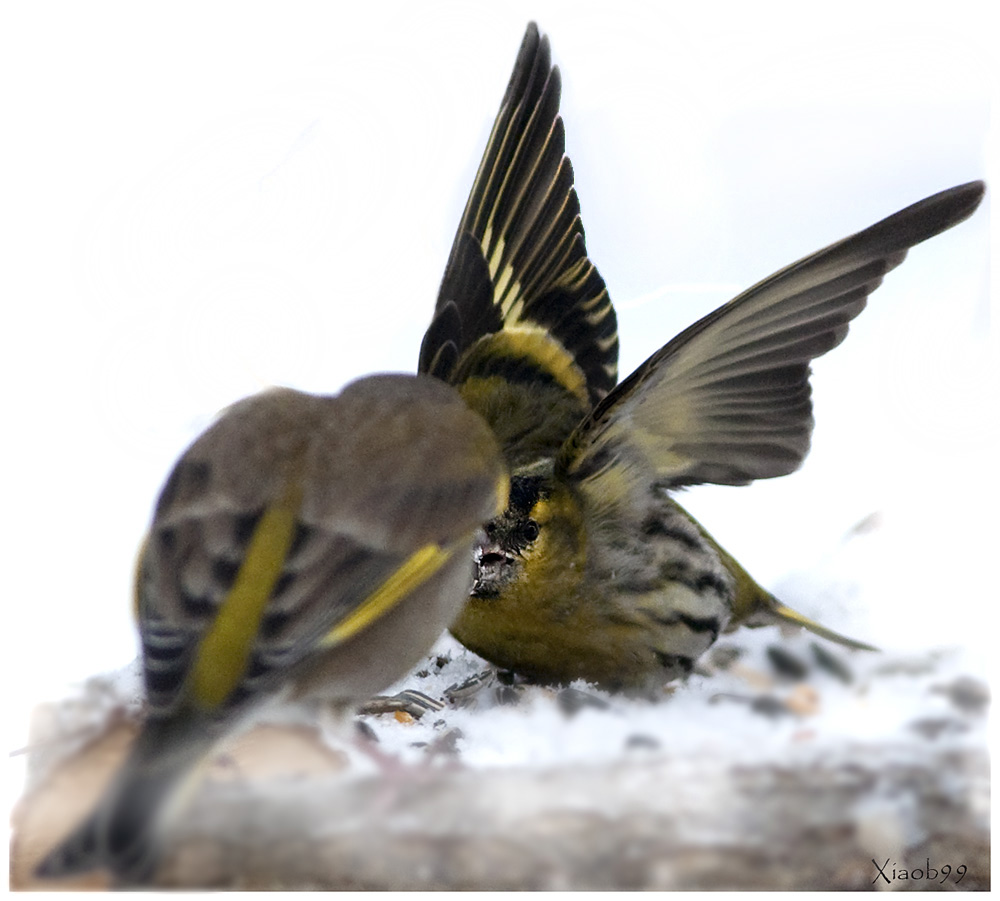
[420,24,986,693]
[36,375,507,884]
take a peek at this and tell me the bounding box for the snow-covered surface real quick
[364,641,985,773]
[6,0,992,854]
[353,512,990,772]
[18,614,989,815]
[22,514,989,789]
[12,481,990,890]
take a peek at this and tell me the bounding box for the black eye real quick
[522,520,540,542]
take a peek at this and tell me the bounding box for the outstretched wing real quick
[419,22,618,406]
[562,181,985,493]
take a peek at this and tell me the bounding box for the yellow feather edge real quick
[321,543,455,647]
[767,600,879,652]
[190,486,303,709]
[683,499,878,652]
[456,327,590,407]
[185,450,507,707]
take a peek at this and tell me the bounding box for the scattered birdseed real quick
[557,687,611,716]
[810,642,854,684]
[766,645,810,680]
[931,676,990,715]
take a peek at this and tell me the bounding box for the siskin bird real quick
[420,23,986,694]
[35,374,507,884]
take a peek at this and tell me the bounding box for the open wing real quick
[562,181,985,492]
[419,22,618,406]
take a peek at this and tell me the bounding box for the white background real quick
[4,1,992,747]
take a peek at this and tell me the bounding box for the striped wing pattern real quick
[564,181,986,492]
[420,23,618,406]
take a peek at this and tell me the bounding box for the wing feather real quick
[419,22,617,405]
[137,378,507,716]
[562,181,985,492]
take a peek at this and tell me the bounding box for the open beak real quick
[471,535,517,598]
